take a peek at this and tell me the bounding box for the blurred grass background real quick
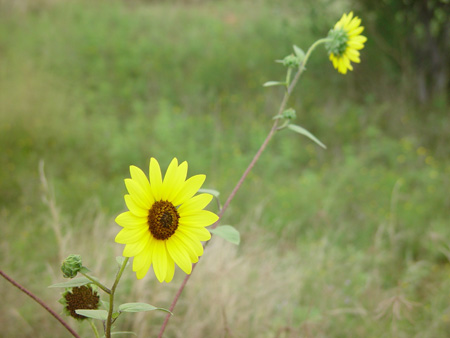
[0,0,449,337]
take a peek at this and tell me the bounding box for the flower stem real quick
[158,38,328,337]
[80,272,111,294]
[0,270,80,338]
[88,318,100,338]
[105,257,129,338]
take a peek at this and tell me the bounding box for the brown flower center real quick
[65,285,100,320]
[148,201,180,240]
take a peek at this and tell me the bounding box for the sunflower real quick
[326,12,367,74]
[115,158,218,283]
[60,285,100,320]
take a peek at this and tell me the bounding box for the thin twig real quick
[0,270,80,338]
[158,39,329,337]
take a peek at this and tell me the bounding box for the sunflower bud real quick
[325,28,348,56]
[282,108,296,120]
[61,254,83,278]
[281,54,301,68]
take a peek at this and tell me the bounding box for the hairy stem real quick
[0,270,80,338]
[81,272,111,294]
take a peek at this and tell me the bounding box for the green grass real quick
[1,0,449,337]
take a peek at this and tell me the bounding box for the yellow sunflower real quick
[326,12,367,74]
[115,158,218,283]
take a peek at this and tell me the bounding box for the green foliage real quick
[0,0,449,337]
[118,302,171,314]
[210,225,241,245]
[287,124,326,149]
[75,309,108,321]
[49,277,94,288]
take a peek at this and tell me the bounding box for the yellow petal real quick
[172,174,206,206]
[160,158,179,200]
[330,54,338,69]
[177,193,213,216]
[149,158,163,201]
[346,17,361,31]
[135,237,156,279]
[164,254,175,283]
[115,226,149,244]
[343,12,352,27]
[124,195,148,218]
[172,233,199,262]
[179,225,211,241]
[343,56,353,71]
[125,179,152,209]
[352,35,367,44]
[345,49,360,63]
[179,210,219,227]
[152,240,168,283]
[123,235,149,257]
[348,26,364,37]
[115,211,147,228]
[175,229,204,257]
[166,160,188,201]
[133,237,153,272]
[166,237,193,274]
[130,165,153,202]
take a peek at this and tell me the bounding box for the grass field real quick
[1,0,449,337]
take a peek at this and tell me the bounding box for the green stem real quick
[301,38,331,69]
[105,257,129,338]
[88,318,100,338]
[80,273,111,294]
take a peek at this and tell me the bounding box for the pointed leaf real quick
[118,302,172,314]
[293,45,305,59]
[263,81,286,87]
[287,124,327,149]
[49,277,92,288]
[75,309,108,321]
[210,225,240,245]
[79,266,91,274]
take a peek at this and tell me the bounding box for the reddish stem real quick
[158,46,314,336]
[0,270,81,338]
[158,119,280,338]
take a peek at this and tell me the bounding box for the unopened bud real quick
[61,254,83,278]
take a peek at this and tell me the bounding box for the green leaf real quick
[287,124,327,149]
[79,266,91,274]
[209,225,240,245]
[112,312,121,319]
[118,303,172,314]
[263,81,286,87]
[293,45,305,59]
[198,188,220,198]
[75,309,108,321]
[48,277,92,288]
